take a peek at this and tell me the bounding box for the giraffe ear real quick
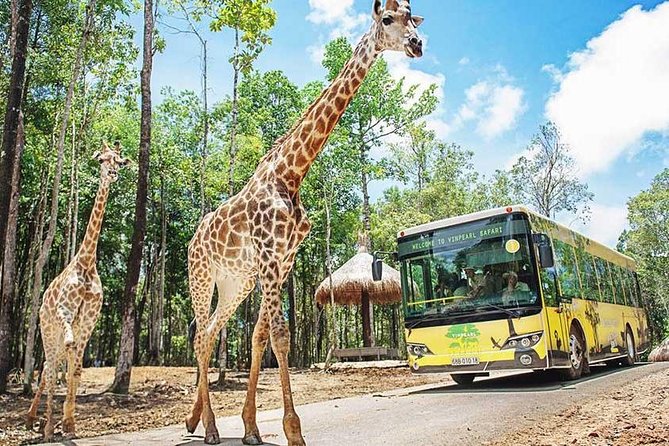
[372,0,382,20]
[113,140,121,153]
[384,0,399,11]
[119,157,132,168]
[92,151,102,163]
[412,15,424,27]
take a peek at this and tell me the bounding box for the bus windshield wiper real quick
[476,303,520,318]
[406,306,469,331]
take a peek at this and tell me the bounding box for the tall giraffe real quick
[186,1,424,444]
[26,142,130,442]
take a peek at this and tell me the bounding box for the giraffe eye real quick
[382,16,393,26]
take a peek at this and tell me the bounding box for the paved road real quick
[42,362,669,446]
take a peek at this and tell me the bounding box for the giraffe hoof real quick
[25,414,36,430]
[242,432,263,445]
[185,415,199,434]
[62,417,75,434]
[204,429,220,445]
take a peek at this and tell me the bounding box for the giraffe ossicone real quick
[185,1,424,445]
[26,141,130,442]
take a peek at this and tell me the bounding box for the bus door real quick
[539,267,571,367]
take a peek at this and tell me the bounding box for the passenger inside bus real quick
[501,271,530,305]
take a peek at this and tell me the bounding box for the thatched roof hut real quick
[315,246,402,306]
[649,337,669,362]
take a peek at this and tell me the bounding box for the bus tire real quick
[621,327,635,367]
[451,374,475,385]
[560,325,585,380]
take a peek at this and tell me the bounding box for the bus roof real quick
[397,204,637,269]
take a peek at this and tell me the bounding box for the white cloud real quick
[455,78,526,139]
[458,57,470,66]
[545,2,669,176]
[307,0,368,41]
[567,204,629,248]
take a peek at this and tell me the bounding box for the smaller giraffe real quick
[26,141,130,442]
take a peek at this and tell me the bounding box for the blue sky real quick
[137,0,669,247]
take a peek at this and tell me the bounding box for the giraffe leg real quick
[62,295,101,438]
[185,241,216,439]
[258,262,305,446]
[26,363,47,429]
[241,304,270,445]
[62,346,78,437]
[43,353,58,442]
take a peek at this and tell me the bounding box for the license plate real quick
[451,357,479,366]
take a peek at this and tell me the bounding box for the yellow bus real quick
[374,205,650,384]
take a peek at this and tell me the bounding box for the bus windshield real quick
[399,213,540,322]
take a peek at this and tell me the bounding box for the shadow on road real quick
[411,363,648,394]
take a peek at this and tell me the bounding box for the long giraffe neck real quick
[272,26,380,191]
[76,178,110,268]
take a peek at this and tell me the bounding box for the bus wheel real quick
[451,374,475,385]
[560,325,585,380]
[621,328,635,367]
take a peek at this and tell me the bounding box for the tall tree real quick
[110,0,155,394]
[619,169,669,341]
[207,0,275,196]
[510,121,593,221]
[0,0,31,393]
[22,0,98,395]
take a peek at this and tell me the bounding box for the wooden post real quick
[361,290,375,347]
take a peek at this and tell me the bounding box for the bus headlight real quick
[502,332,543,350]
[407,343,433,358]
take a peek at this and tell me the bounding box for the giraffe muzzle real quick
[405,36,423,58]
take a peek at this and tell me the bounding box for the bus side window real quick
[539,267,558,307]
[612,265,628,306]
[594,258,615,304]
[553,240,580,299]
[575,248,601,301]
[625,270,640,307]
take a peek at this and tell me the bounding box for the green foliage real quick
[509,121,593,221]
[619,169,669,342]
[208,0,276,74]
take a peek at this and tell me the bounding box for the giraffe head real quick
[372,0,424,58]
[93,141,131,183]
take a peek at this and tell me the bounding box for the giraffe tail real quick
[188,318,196,345]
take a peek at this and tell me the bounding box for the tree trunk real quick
[110,0,153,394]
[200,39,208,218]
[323,195,339,368]
[21,0,96,395]
[0,0,32,391]
[149,178,166,365]
[63,120,77,266]
[0,0,31,276]
[0,112,25,392]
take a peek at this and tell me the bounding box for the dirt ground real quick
[0,365,446,445]
[487,367,669,446]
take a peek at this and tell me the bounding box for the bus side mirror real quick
[372,253,383,281]
[533,233,555,269]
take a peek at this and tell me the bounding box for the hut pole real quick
[358,233,375,348]
[361,290,374,347]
